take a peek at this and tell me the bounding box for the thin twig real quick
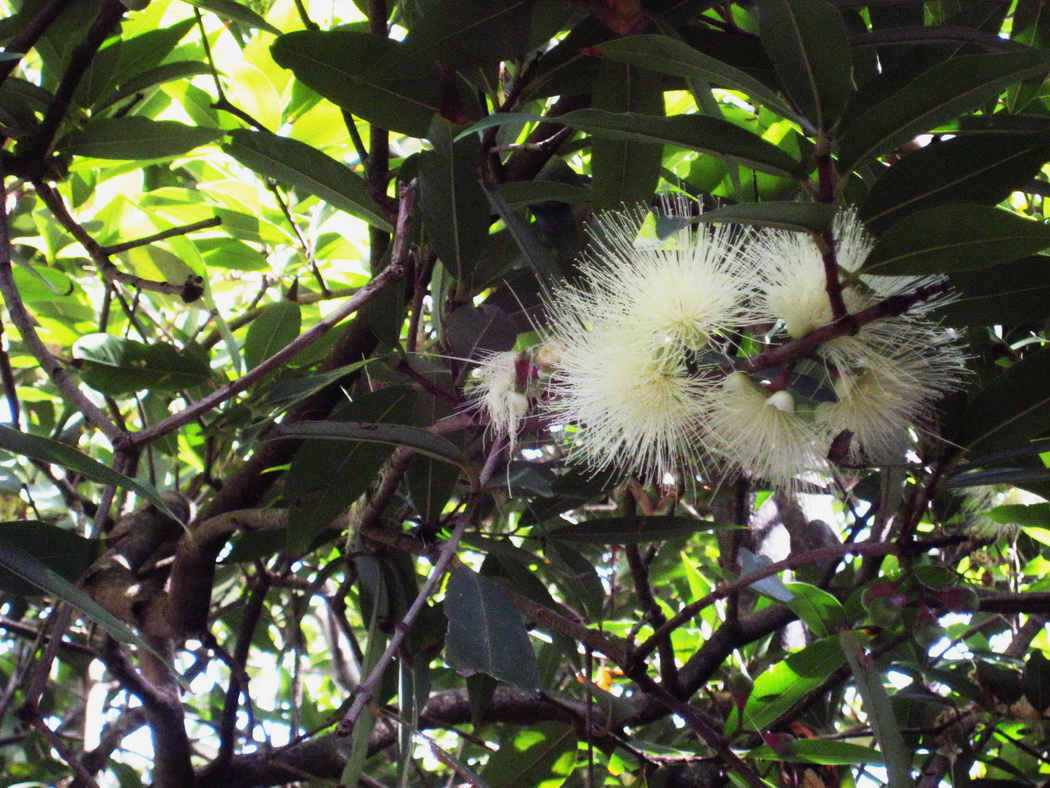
[0,179,126,444]
[0,0,73,86]
[101,217,222,255]
[337,514,471,736]
[18,707,101,788]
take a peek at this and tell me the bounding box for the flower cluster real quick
[471,203,967,491]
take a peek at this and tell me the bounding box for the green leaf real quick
[259,359,375,408]
[542,516,733,544]
[939,257,1050,327]
[497,180,590,208]
[484,187,562,284]
[558,109,807,179]
[695,201,836,232]
[272,31,445,138]
[419,118,491,280]
[284,387,415,554]
[73,334,212,395]
[589,60,664,211]
[839,630,913,788]
[178,0,281,35]
[837,50,1050,172]
[276,421,467,468]
[0,522,101,596]
[0,425,182,522]
[740,547,794,602]
[960,345,1050,454]
[861,205,1050,276]
[101,61,211,110]
[595,34,797,121]
[543,540,604,622]
[60,117,222,160]
[749,739,883,766]
[225,129,393,231]
[757,0,853,131]
[860,132,1050,232]
[744,636,845,730]
[243,301,302,371]
[783,581,848,638]
[0,526,178,667]
[987,503,1050,528]
[443,565,541,691]
[479,722,577,788]
[406,453,461,523]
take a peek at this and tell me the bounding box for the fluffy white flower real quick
[815,327,967,464]
[471,350,529,445]
[703,372,826,490]
[542,203,754,479]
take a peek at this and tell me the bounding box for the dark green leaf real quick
[783,581,848,638]
[102,61,211,110]
[244,301,301,371]
[479,722,577,788]
[589,60,664,210]
[976,662,1024,705]
[443,302,518,360]
[60,117,222,160]
[749,739,883,765]
[861,132,1050,231]
[73,334,212,395]
[696,201,835,232]
[596,34,796,121]
[284,387,415,553]
[939,257,1050,326]
[0,527,180,669]
[0,425,181,521]
[757,0,853,131]
[225,129,393,231]
[837,50,1050,172]
[497,181,590,208]
[443,566,541,691]
[1024,650,1050,713]
[558,109,807,179]
[543,540,604,622]
[862,205,1050,276]
[272,31,445,138]
[484,187,563,284]
[987,503,1050,528]
[960,345,1050,454]
[406,453,461,523]
[0,522,101,596]
[277,421,467,468]
[178,0,280,35]
[839,630,913,788]
[419,118,491,280]
[542,516,733,544]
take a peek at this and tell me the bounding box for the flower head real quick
[541,201,755,479]
[470,350,530,445]
[703,372,827,490]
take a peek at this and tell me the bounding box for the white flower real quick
[815,327,967,464]
[471,350,529,445]
[703,372,826,490]
[541,201,755,479]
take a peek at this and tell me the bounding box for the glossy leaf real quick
[862,205,1050,276]
[740,547,794,602]
[284,387,416,553]
[744,636,845,730]
[1024,650,1050,712]
[444,565,541,691]
[244,301,301,371]
[558,109,807,179]
[749,739,883,765]
[419,118,491,280]
[589,60,664,210]
[276,421,467,468]
[272,31,445,138]
[0,425,181,521]
[837,50,1050,172]
[757,0,853,131]
[178,0,280,35]
[840,630,913,788]
[939,257,1050,326]
[60,117,222,160]
[406,452,461,523]
[596,34,796,121]
[225,129,393,231]
[0,521,101,596]
[73,334,212,395]
[784,581,848,638]
[861,131,1050,231]
[479,722,577,788]
[963,345,1050,454]
[695,201,836,232]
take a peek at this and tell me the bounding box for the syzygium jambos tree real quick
[3,1,1050,786]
